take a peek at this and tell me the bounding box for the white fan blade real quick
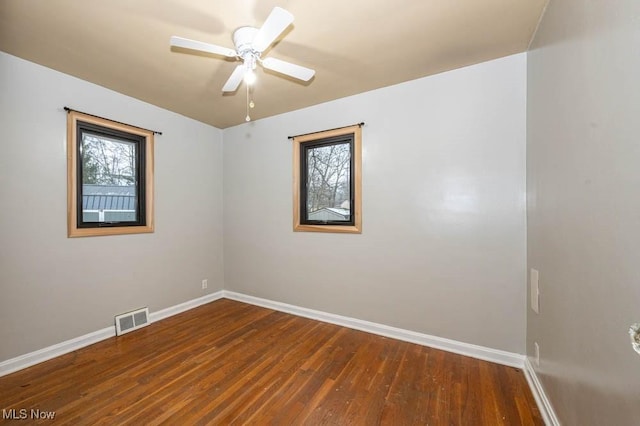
[262,57,315,81]
[170,36,236,58]
[222,65,246,92]
[252,7,294,52]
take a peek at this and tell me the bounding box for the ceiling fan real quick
[170,7,315,93]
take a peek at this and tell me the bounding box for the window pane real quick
[306,142,351,222]
[81,133,138,223]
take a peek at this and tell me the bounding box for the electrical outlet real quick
[530,268,539,314]
[534,342,540,367]
[201,279,208,290]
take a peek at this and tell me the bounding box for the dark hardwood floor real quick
[0,299,542,425]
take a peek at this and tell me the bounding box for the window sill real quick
[293,223,361,234]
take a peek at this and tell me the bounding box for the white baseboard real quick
[0,288,532,401]
[523,357,560,426]
[0,326,115,378]
[0,291,225,378]
[222,290,525,368]
[149,290,224,323]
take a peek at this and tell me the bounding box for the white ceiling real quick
[0,0,548,128]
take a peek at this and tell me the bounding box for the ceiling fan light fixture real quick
[243,55,257,85]
[244,68,257,85]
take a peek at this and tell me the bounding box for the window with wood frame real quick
[67,111,154,237]
[292,124,362,233]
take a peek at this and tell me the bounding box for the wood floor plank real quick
[0,299,543,425]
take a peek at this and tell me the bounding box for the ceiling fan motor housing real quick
[233,26,260,56]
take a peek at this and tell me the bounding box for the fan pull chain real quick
[245,84,255,122]
[245,84,250,122]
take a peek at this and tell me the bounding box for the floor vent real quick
[115,307,150,336]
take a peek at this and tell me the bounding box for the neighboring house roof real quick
[326,208,350,216]
[82,185,136,210]
[308,207,350,221]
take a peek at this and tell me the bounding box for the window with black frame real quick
[292,124,362,233]
[67,110,154,237]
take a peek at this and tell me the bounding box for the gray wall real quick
[0,52,224,361]
[223,54,527,353]
[527,0,640,423]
